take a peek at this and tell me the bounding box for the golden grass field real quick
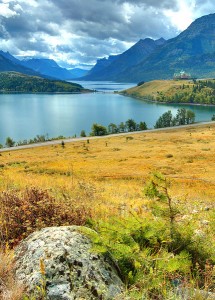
[1,123,215,220]
[122,79,195,98]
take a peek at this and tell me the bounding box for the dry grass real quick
[0,251,24,300]
[122,79,194,98]
[0,123,215,216]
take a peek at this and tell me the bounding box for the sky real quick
[0,0,215,69]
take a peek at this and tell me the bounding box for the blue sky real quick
[0,0,215,68]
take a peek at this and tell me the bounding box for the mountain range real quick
[0,52,88,81]
[0,51,42,77]
[1,13,215,83]
[82,38,166,81]
[82,13,215,82]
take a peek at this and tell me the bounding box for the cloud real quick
[0,0,215,67]
[0,2,18,18]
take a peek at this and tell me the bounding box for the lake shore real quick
[1,120,214,152]
[119,92,215,107]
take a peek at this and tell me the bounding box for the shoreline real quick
[0,90,92,95]
[0,120,214,153]
[119,92,215,107]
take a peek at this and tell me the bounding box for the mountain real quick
[68,68,89,79]
[21,58,74,80]
[82,38,166,81]
[86,55,119,77]
[0,50,21,64]
[0,52,42,77]
[0,72,90,93]
[117,13,215,82]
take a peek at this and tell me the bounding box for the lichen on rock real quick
[15,226,124,299]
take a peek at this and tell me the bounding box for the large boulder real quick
[15,226,124,299]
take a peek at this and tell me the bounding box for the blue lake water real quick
[0,81,215,144]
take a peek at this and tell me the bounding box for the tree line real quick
[0,108,202,148]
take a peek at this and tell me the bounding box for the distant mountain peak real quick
[83,36,166,81]
[116,12,215,82]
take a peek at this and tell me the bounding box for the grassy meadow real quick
[1,124,215,209]
[121,79,215,105]
[121,79,194,99]
[0,123,215,298]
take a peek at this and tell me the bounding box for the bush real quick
[0,187,91,248]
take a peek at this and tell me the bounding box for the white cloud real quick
[164,0,197,31]
[0,3,18,18]
[0,0,215,67]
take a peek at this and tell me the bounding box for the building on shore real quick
[173,70,192,80]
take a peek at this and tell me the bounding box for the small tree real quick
[5,137,15,147]
[90,123,107,136]
[144,173,179,244]
[185,109,195,124]
[139,121,148,131]
[175,108,186,125]
[125,119,137,132]
[118,122,126,133]
[108,123,118,134]
[80,130,86,137]
[154,111,173,128]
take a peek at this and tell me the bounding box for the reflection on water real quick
[0,82,215,144]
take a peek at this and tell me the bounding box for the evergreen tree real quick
[125,119,137,132]
[139,121,148,130]
[154,111,173,128]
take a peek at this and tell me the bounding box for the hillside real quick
[21,58,74,80]
[0,53,42,77]
[82,38,165,81]
[68,68,89,79]
[0,72,89,93]
[121,79,215,105]
[117,13,215,82]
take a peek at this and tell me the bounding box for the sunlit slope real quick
[121,79,215,104]
[121,80,190,98]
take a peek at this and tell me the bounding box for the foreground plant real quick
[0,187,92,248]
[87,174,215,299]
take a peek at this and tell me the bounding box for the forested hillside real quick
[0,72,88,93]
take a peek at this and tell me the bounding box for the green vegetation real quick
[1,111,196,148]
[155,108,195,129]
[90,119,148,136]
[122,79,215,105]
[5,137,15,148]
[87,173,215,299]
[0,72,89,93]
[80,130,86,137]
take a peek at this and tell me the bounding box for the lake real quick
[0,81,215,145]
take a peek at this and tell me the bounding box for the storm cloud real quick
[0,0,215,67]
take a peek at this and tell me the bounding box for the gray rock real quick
[15,226,124,300]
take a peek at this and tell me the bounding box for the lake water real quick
[0,81,215,145]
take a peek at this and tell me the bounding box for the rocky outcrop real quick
[15,226,124,300]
